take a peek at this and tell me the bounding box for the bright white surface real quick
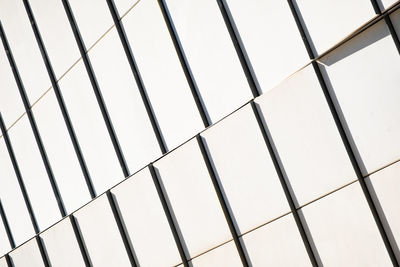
[29,0,81,79]
[367,161,400,261]
[202,104,289,234]
[74,195,131,267]
[68,0,113,49]
[114,0,140,17]
[8,116,61,230]
[40,218,85,267]
[58,61,124,194]
[9,239,44,267]
[319,20,400,176]
[0,0,50,105]
[379,0,399,9]
[0,140,35,245]
[190,241,242,267]
[112,168,181,267]
[122,0,204,150]
[242,214,312,266]
[255,66,355,206]
[226,0,310,93]
[89,28,161,174]
[32,89,91,213]
[295,0,374,54]
[0,257,7,267]
[0,47,25,128]
[165,0,252,122]
[154,139,232,257]
[302,182,392,266]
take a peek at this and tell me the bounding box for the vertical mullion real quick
[250,102,319,267]
[287,1,400,266]
[157,0,211,127]
[149,164,190,267]
[4,254,13,267]
[36,236,50,267]
[0,200,15,249]
[0,16,66,217]
[59,0,130,178]
[105,0,168,154]
[106,191,138,267]
[215,0,260,98]
[70,215,92,267]
[196,135,250,267]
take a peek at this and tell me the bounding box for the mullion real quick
[250,102,319,267]
[59,0,130,178]
[36,236,50,267]
[0,16,66,217]
[196,135,250,267]
[287,1,400,266]
[157,0,211,128]
[4,254,13,267]
[70,215,92,267]
[0,200,15,249]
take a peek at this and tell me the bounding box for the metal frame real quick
[0,200,15,249]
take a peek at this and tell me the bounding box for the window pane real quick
[9,239,44,267]
[165,0,252,122]
[114,0,140,17]
[201,104,289,233]
[190,241,242,266]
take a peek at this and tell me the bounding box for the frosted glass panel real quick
[190,241,242,266]
[9,239,44,267]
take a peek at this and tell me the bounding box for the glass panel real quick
[190,241,242,266]
[88,28,161,174]
[301,182,391,266]
[74,195,131,267]
[294,0,374,54]
[9,239,44,267]
[7,116,61,230]
[241,214,312,266]
[0,139,35,245]
[165,0,252,122]
[201,104,289,234]
[154,139,231,257]
[58,60,124,194]
[318,19,400,175]
[225,0,309,93]
[0,0,50,104]
[255,65,355,206]
[28,0,81,78]
[111,168,181,267]
[40,217,85,267]
[32,89,91,213]
[122,0,204,150]
[114,0,140,16]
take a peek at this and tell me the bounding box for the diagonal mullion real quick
[0,200,15,249]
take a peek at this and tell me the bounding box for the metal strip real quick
[36,236,50,267]
[0,200,15,249]
[70,215,92,267]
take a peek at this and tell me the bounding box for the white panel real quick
[154,139,232,257]
[226,0,309,92]
[8,117,61,230]
[165,0,252,122]
[32,90,91,213]
[0,215,10,256]
[0,47,25,128]
[367,161,400,260]
[242,214,312,266]
[0,140,35,245]
[40,218,85,267]
[68,0,114,49]
[0,257,8,267]
[88,28,161,174]
[201,104,289,233]
[58,60,124,194]
[114,0,140,17]
[302,182,391,266]
[319,20,400,175]
[74,195,131,267]
[111,168,181,267]
[295,0,374,54]
[255,65,355,206]
[190,241,242,267]
[0,0,50,104]
[380,0,399,10]
[9,239,44,267]
[122,0,204,150]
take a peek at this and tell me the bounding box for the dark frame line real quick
[157,0,211,127]
[287,1,400,265]
[0,200,15,249]
[250,102,319,267]
[0,17,66,217]
[0,112,40,234]
[60,0,130,178]
[20,0,96,199]
[35,236,51,267]
[196,135,250,267]
[106,0,168,154]
[70,215,92,267]
[4,254,13,267]
[149,164,190,267]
